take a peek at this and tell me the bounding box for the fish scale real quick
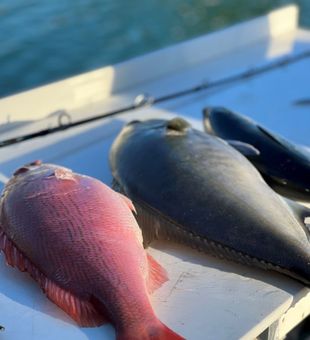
[0,162,183,339]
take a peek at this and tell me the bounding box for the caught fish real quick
[203,107,310,202]
[0,161,183,340]
[110,118,310,285]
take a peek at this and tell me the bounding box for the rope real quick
[0,49,309,148]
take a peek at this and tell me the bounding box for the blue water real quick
[1,0,309,98]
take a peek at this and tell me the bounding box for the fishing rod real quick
[0,49,310,148]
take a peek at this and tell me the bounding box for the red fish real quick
[0,161,183,340]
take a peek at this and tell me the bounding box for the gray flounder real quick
[110,118,310,285]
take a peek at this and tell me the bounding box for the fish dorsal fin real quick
[0,229,107,327]
[117,192,137,214]
[257,125,282,144]
[258,125,310,164]
[226,140,260,157]
[257,125,293,151]
[146,254,168,294]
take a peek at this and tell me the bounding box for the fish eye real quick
[13,160,42,176]
[166,117,190,132]
[13,167,29,176]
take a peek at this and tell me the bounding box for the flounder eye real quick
[166,117,191,132]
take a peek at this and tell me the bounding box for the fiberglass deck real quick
[0,5,309,340]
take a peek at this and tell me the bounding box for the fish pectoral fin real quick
[257,125,286,147]
[146,254,168,294]
[0,230,106,327]
[226,140,260,157]
[43,279,107,327]
[117,192,137,215]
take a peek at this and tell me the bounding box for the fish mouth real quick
[203,106,230,120]
[204,106,255,125]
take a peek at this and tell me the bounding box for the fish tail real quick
[116,321,184,340]
[158,323,185,340]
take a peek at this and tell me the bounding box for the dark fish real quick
[203,107,310,202]
[293,98,310,106]
[0,161,183,339]
[110,118,310,285]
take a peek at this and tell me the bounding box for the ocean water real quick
[1,0,309,98]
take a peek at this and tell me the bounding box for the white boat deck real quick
[0,5,309,340]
